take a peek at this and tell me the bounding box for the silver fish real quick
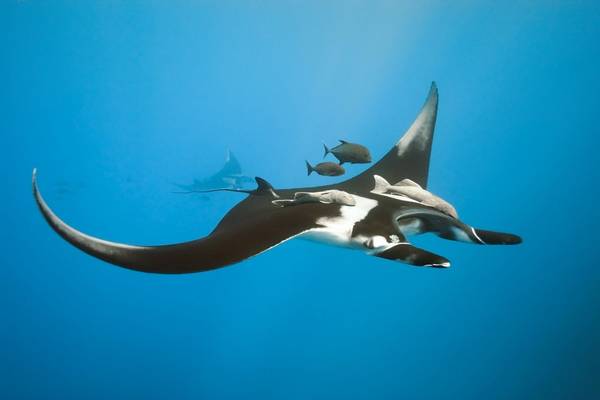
[305,161,345,176]
[323,140,372,165]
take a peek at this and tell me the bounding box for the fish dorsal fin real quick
[254,177,279,198]
[338,139,349,144]
[394,178,422,188]
[372,175,391,193]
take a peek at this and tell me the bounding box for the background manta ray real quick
[173,150,253,192]
[33,83,521,274]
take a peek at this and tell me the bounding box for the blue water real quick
[3,2,599,399]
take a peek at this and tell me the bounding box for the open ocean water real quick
[2,2,599,399]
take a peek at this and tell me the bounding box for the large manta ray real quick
[33,83,521,274]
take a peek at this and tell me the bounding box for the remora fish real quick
[272,190,355,207]
[305,161,345,176]
[372,175,459,219]
[33,82,521,273]
[323,140,372,165]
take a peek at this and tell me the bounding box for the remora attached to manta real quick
[33,82,521,273]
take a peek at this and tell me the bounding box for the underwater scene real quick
[3,2,599,399]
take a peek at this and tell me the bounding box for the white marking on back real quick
[397,131,427,156]
[395,88,437,156]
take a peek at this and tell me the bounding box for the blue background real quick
[2,1,599,399]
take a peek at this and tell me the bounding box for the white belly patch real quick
[299,196,378,248]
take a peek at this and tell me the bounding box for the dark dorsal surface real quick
[32,83,450,274]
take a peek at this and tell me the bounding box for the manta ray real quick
[33,83,521,273]
[174,150,253,192]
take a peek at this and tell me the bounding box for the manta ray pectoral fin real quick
[339,82,438,192]
[33,170,315,274]
[372,243,450,268]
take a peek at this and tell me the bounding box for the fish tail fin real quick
[305,160,313,176]
[372,175,390,193]
[323,143,330,158]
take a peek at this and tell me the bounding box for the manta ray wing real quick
[337,82,438,193]
[33,170,338,274]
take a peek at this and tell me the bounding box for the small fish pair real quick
[306,140,372,177]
